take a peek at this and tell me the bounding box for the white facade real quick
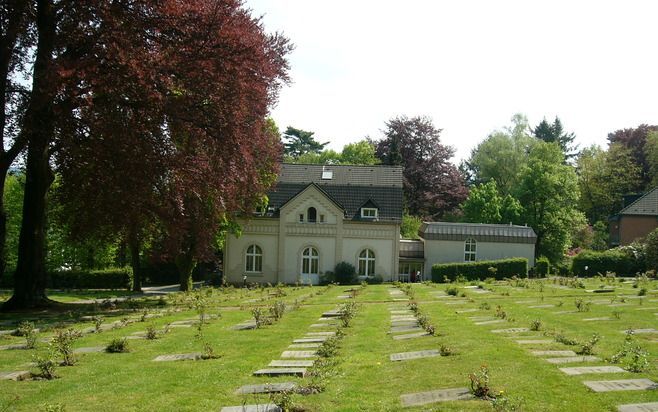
[224,185,400,285]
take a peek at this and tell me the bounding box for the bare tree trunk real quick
[176,246,196,292]
[127,229,142,292]
[2,0,56,310]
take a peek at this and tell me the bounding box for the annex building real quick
[224,164,536,285]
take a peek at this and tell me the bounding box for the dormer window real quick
[307,207,317,223]
[361,207,378,219]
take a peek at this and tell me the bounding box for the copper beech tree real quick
[3,0,290,309]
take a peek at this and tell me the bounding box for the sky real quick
[245,0,658,162]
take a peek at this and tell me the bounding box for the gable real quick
[619,187,658,216]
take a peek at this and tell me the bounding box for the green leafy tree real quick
[645,227,658,272]
[465,114,535,196]
[462,181,522,224]
[340,140,379,165]
[516,142,584,261]
[400,213,422,239]
[532,117,578,158]
[3,173,24,274]
[282,127,329,159]
[644,130,658,187]
[577,144,641,223]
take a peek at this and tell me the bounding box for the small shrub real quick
[251,307,270,328]
[439,344,453,356]
[446,286,459,296]
[469,365,493,399]
[479,302,491,310]
[93,316,104,333]
[530,319,542,331]
[269,389,296,412]
[577,333,601,355]
[201,341,219,360]
[334,262,357,285]
[145,324,158,340]
[18,321,38,349]
[51,329,82,366]
[105,338,129,353]
[33,352,57,380]
[612,310,622,320]
[638,288,647,296]
[574,298,591,312]
[535,257,550,277]
[40,403,66,412]
[626,346,649,372]
[317,337,340,358]
[269,301,286,321]
[553,332,578,346]
[494,305,507,319]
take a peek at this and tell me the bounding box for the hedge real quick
[1,268,133,289]
[571,249,645,276]
[535,257,550,277]
[431,258,528,282]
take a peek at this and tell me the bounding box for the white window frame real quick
[245,244,263,273]
[464,238,476,262]
[358,249,376,276]
[301,247,319,275]
[361,207,378,218]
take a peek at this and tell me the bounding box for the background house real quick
[224,164,404,284]
[609,187,658,246]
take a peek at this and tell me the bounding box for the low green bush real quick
[334,262,356,285]
[364,275,383,284]
[431,258,528,282]
[535,257,550,277]
[49,268,133,289]
[572,249,645,277]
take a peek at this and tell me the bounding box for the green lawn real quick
[0,279,656,411]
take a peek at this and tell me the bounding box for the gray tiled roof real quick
[619,187,658,216]
[278,163,403,187]
[267,164,404,222]
[420,222,536,244]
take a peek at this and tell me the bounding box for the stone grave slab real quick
[608,303,632,307]
[288,343,321,349]
[559,366,626,375]
[0,344,27,351]
[253,368,306,377]
[491,328,530,334]
[583,379,657,392]
[232,322,257,331]
[392,331,430,340]
[456,309,479,313]
[400,387,475,407]
[125,335,145,340]
[292,338,327,343]
[552,310,577,315]
[317,317,335,322]
[321,311,342,317]
[73,346,105,354]
[336,295,351,299]
[582,317,611,321]
[469,316,496,321]
[634,307,658,311]
[474,319,506,325]
[309,323,335,328]
[391,315,416,320]
[472,289,491,294]
[516,339,553,345]
[305,331,335,336]
[622,328,657,334]
[462,285,479,289]
[617,402,658,412]
[545,356,600,364]
[153,353,202,362]
[221,404,281,412]
[169,324,193,328]
[280,351,316,358]
[390,325,425,334]
[236,382,297,395]
[390,350,440,362]
[268,360,314,367]
[433,295,452,299]
[390,310,413,315]
[0,371,31,381]
[170,319,199,326]
[444,301,467,305]
[515,300,535,304]
[391,321,419,328]
[531,350,577,357]
[528,304,555,308]
[393,298,409,301]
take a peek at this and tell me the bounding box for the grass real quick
[0,279,656,411]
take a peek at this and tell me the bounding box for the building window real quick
[307,207,317,223]
[320,214,325,223]
[358,249,375,276]
[464,238,476,262]
[245,244,262,272]
[301,247,319,275]
[299,213,304,223]
[361,208,378,218]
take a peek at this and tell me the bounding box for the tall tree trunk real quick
[127,229,142,292]
[0,0,31,281]
[176,242,196,292]
[2,0,56,310]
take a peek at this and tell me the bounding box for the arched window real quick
[301,247,319,274]
[307,207,317,223]
[464,238,476,262]
[245,244,262,272]
[358,249,376,276]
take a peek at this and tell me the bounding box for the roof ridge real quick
[619,186,658,215]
